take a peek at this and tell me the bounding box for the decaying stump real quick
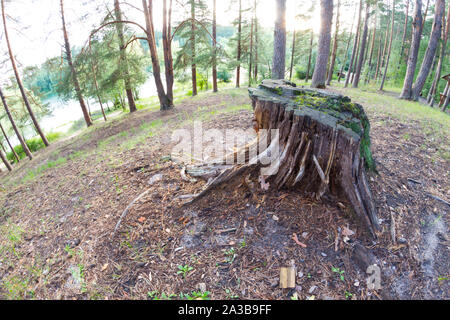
[184,80,380,238]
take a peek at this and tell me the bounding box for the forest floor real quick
[0,86,448,300]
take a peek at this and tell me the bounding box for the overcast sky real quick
[0,0,356,75]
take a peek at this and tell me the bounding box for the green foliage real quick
[6,132,62,162]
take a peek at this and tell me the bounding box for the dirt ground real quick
[0,87,448,300]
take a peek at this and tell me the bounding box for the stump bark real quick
[185,80,380,238]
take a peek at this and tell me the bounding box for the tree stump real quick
[185,80,380,238]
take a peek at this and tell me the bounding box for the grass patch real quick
[22,157,67,183]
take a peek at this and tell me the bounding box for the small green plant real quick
[224,248,236,264]
[344,291,353,299]
[177,265,194,278]
[225,289,239,299]
[332,267,345,281]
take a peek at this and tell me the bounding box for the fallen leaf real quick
[342,226,355,237]
[138,216,146,223]
[292,233,307,248]
[101,263,109,271]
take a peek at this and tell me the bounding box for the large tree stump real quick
[185,80,380,238]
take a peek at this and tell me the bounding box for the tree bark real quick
[380,0,396,91]
[163,0,175,103]
[114,0,137,113]
[400,0,423,99]
[272,0,287,80]
[0,122,19,162]
[190,0,198,95]
[338,3,358,83]
[428,4,450,106]
[312,0,333,88]
[306,30,314,83]
[345,0,362,88]
[289,28,296,81]
[0,87,32,160]
[212,0,218,92]
[0,146,11,171]
[2,0,49,146]
[60,0,92,127]
[142,0,172,110]
[411,0,445,100]
[254,0,258,82]
[249,15,254,86]
[399,0,410,63]
[236,0,242,87]
[327,0,341,85]
[353,1,370,88]
[421,0,429,32]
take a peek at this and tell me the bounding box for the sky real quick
[0,0,358,74]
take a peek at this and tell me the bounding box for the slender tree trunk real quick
[350,26,361,84]
[421,0,429,32]
[190,0,198,95]
[411,0,445,100]
[60,0,92,127]
[114,0,136,113]
[400,0,423,99]
[0,122,19,162]
[0,146,11,171]
[143,0,171,109]
[249,15,254,86]
[236,0,242,87]
[2,0,49,146]
[306,30,314,83]
[289,28,296,81]
[91,61,107,122]
[379,0,392,75]
[338,4,358,83]
[428,4,450,106]
[212,0,218,92]
[0,87,32,160]
[353,1,370,88]
[312,0,333,88]
[399,0,410,63]
[163,0,175,104]
[380,0,396,91]
[272,0,287,80]
[327,0,340,85]
[254,0,258,82]
[345,0,362,88]
[365,11,377,83]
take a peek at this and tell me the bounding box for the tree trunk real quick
[312,0,334,88]
[421,0,429,32]
[327,0,340,85]
[163,0,175,103]
[353,1,370,88]
[272,0,287,80]
[185,80,380,238]
[365,11,377,84]
[338,3,358,83]
[60,0,92,127]
[143,0,171,110]
[306,30,314,83]
[236,0,242,87]
[0,146,11,171]
[114,0,136,113]
[428,4,450,106]
[411,0,445,100]
[0,87,32,160]
[0,122,19,162]
[249,15,254,86]
[190,0,198,95]
[399,0,410,64]
[345,0,362,88]
[289,28,296,81]
[1,0,49,146]
[400,0,423,100]
[380,0,396,91]
[212,0,218,92]
[254,0,258,82]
